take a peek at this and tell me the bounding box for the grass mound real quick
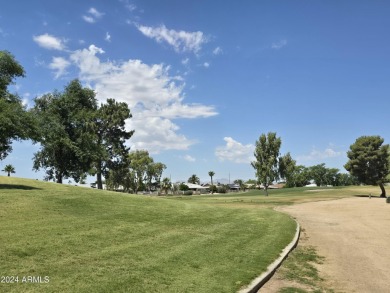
[0,177,296,293]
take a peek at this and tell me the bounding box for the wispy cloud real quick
[49,56,70,79]
[181,58,189,65]
[271,39,287,50]
[33,33,66,51]
[213,46,223,55]
[215,137,254,164]
[120,0,137,12]
[105,32,111,42]
[183,155,196,162]
[136,24,208,54]
[296,146,344,164]
[83,7,104,23]
[69,44,217,154]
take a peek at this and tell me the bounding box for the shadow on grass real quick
[0,184,42,190]
[354,194,383,198]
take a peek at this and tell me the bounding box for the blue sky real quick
[1,0,390,183]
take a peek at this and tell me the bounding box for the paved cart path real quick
[261,197,390,292]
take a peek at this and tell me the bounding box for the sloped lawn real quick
[0,177,295,292]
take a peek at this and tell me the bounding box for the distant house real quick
[186,183,209,191]
[227,183,240,190]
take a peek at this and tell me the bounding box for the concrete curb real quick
[238,221,301,293]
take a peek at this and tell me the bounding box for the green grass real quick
[165,185,383,209]
[0,176,296,293]
[1,177,383,292]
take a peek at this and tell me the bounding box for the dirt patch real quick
[261,197,390,292]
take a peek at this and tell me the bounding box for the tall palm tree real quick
[208,171,215,194]
[2,164,15,177]
[187,174,200,184]
[161,177,172,195]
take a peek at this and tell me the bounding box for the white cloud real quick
[120,0,137,11]
[69,44,217,154]
[296,146,343,164]
[83,15,95,23]
[136,24,208,54]
[203,62,210,68]
[181,58,189,65]
[33,33,66,50]
[83,7,104,23]
[215,137,254,164]
[271,39,287,50]
[213,47,223,55]
[49,56,71,79]
[88,7,104,18]
[183,155,196,162]
[105,32,111,42]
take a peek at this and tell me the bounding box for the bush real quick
[386,197,390,204]
[179,183,189,191]
[217,186,227,194]
[183,190,193,196]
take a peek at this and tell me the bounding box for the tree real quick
[32,80,97,183]
[146,162,166,192]
[279,152,297,187]
[324,168,340,186]
[309,163,328,186]
[292,165,311,187]
[2,164,15,176]
[251,132,281,196]
[161,177,172,195]
[92,99,134,189]
[208,171,215,194]
[234,179,245,190]
[0,51,36,160]
[344,135,389,197]
[127,150,153,193]
[338,173,358,186]
[188,174,200,184]
[179,183,189,191]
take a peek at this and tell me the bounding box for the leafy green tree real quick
[2,164,15,176]
[32,80,97,183]
[208,171,215,194]
[338,173,358,186]
[251,132,281,196]
[292,165,311,187]
[0,51,36,160]
[146,162,166,192]
[324,168,340,186]
[127,150,153,193]
[279,152,297,187]
[309,163,328,186]
[344,135,390,197]
[179,183,189,191]
[188,174,200,184]
[92,99,134,189]
[245,179,257,189]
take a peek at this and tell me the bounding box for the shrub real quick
[183,190,193,196]
[179,183,189,191]
[386,197,390,204]
[217,186,227,194]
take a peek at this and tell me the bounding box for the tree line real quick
[2,51,389,197]
[252,132,389,197]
